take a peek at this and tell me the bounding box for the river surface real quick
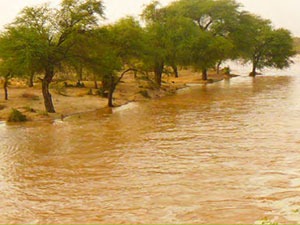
[1,59,300,224]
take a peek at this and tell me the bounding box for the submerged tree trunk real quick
[202,68,208,81]
[250,63,257,77]
[42,67,55,113]
[250,57,258,77]
[154,61,164,87]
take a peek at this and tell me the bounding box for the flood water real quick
[1,59,300,224]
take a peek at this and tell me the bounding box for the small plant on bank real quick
[7,108,27,122]
[223,66,231,75]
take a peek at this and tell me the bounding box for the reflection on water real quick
[1,69,300,223]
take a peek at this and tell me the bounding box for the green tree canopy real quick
[233,12,295,76]
[0,0,104,113]
[167,0,240,80]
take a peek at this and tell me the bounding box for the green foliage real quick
[222,66,231,75]
[146,0,240,80]
[8,108,27,122]
[231,12,295,75]
[0,0,297,111]
[0,0,105,112]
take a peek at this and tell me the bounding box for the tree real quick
[187,30,233,80]
[168,0,240,80]
[141,1,168,87]
[0,26,39,100]
[82,17,146,107]
[162,15,200,78]
[233,12,295,76]
[141,1,200,85]
[104,17,146,107]
[0,0,104,112]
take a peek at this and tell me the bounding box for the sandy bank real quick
[0,70,238,122]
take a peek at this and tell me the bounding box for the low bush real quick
[8,108,27,122]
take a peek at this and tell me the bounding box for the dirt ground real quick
[0,69,237,122]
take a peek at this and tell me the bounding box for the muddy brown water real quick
[1,62,300,224]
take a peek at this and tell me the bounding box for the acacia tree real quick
[233,12,295,76]
[141,1,200,85]
[0,0,104,112]
[141,1,168,87]
[186,30,233,79]
[82,17,146,107]
[0,26,42,100]
[168,0,240,80]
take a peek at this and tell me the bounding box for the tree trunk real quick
[250,57,258,77]
[94,74,98,89]
[216,61,222,75]
[202,68,208,80]
[250,63,257,77]
[172,64,179,78]
[28,71,35,87]
[42,67,55,113]
[4,76,8,101]
[77,65,83,81]
[108,75,115,107]
[154,61,164,87]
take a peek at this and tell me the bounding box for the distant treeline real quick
[0,0,296,113]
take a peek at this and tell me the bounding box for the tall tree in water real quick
[232,12,295,76]
[0,0,104,112]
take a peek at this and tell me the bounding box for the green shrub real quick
[222,66,231,75]
[8,108,27,122]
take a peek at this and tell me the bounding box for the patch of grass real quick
[7,108,27,122]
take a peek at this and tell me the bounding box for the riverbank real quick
[0,70,237,122]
